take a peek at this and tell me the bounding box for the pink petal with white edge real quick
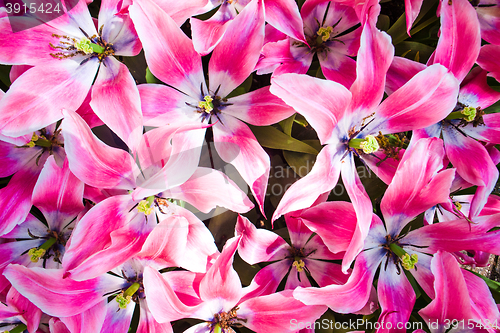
[0,59,99,137]
[381,137,455,235]
[264,0,306,43]
[90,57,143,152]
[9,65,32,84]
[6,287,42,333]
[294,249,385,313]
[385,56,426,95]
[143,267,201,323]
[3,264,112,317]
[285,213,314,249]
[235,215,289,264]
[0,157,45,236]
[129,0,205,97]
[199,237,243,307]
[306,260,349,287]
[432,0,480,83]
[62,110,137,190]
[238,290,327,333]
[223,86,296,126]
[0,140,40,178]
[209,0,265,97]
[459,67,500,110]
[213,116,269,214]
[163,168,254,214]
[319,51,357,89]
[419,251,474,323]
[464,113,500,145]
[477,6,500,45]
[348,11,393,120]
[136,299,174,333]
[76,91,104,128]
[362,149,404,185]
[272,145,343,221]
[462,269,500,329]
[299,200,357,254]
[405,0,424,35]
[138,83,199,128]
[341,153,373,272]
[377,264,416,333]
[100,299,135,333]
[190,3,236,56]
[477,44,500,83]
[369,64,459,135]
[240,261,290,302]
[60,300,107,333]
[270,73,351,144]
[32,156,84,228]
[443,127,498,217]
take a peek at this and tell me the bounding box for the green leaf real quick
[145,67,161,84]
[376,14,390,32]
[395,42,434,63]
[0,65,11,91]
[279,114,296,136]
[282,140,321,178]
[249,125,319,155]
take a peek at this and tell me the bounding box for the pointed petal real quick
[270,73,351,144]
[385,56,427,95]
[432,0,480,82]
[90,57,143,152]
[419,251,474,323]
[223,86,296,126]
[32,156,84,227]
[459,67,500,110]
[6,286,42,333]
[462,269,500,329]
[272,145,342,221]
[341,153,373,272]
[129,0,204,97]
[199,236,243,306]
[381,137,455,235]
[235,215,289,264]
[238,290,326,333]
[162,168,253,214]
[62,109,137,190]
[152,0,210,26]
[209,0,265,96]
[405,0,424,35]
[348,12,393,119]
[285,213,314,249]
[240,261,290,302]
[60,300,107,333]
[0,59,98,137]
[264,0,305,43]
[369,64,459,134]
[213,117,269,214]
[477,44,500,83]
[4,264,110,317]
[293,249,384,313]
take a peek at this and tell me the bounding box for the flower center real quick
[445,103,485,128]
[137,196,155,215]
[209,306,244,333]
[383,235,419,273]
[116,282,141,309]
[199,95,214,114]
[317,26,333,42]
[349,135,380,154]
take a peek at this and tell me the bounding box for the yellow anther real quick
[454,201,462,211]
[198,96,214,113]
[28,248,46,263]
[359,135,380,154]
[401,253,418,270]
[317,26,333,42]
[137,198,154,215]
[461,106,476,122]
[115,292,132,309]
[292,259,306,272]
[74,37,93,54]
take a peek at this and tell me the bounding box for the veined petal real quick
[270,73,351,144]
[418,251,474,323]
[129,0,204,97]
[272,145,342,221]
[432,0,480,83]
[32,156,84,229]
[0,59,99,137]
[381,137,454,235]
[90,57,143,152]
[369,64,459,134]
[348,12,393,120]
[213,116,269,214]
[294,249,384,313]
[162,168,253,214]
[377,264,416,333]
[62,109,137,190]
[264,0,306,43]
[209,0,265,97]
[238,290,327,333]
[235,215,289,264]
[4,264,112,317]
[341,153,373,272]
[223,86,296,126]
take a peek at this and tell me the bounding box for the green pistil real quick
[5,324,27,333]
[349,135,380,154]
[28,237,57,263]
[316,26,333,42]
[74,37,105,54]
[213,324,222,333]
[116,282,140,309]
[446,106,477,122]
[198,96,214,113]
[389,243,418,270]
[137,196,155,215]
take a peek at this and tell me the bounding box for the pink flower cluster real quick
[0,0,500,332]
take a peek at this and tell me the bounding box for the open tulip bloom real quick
[2,0,500,332]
